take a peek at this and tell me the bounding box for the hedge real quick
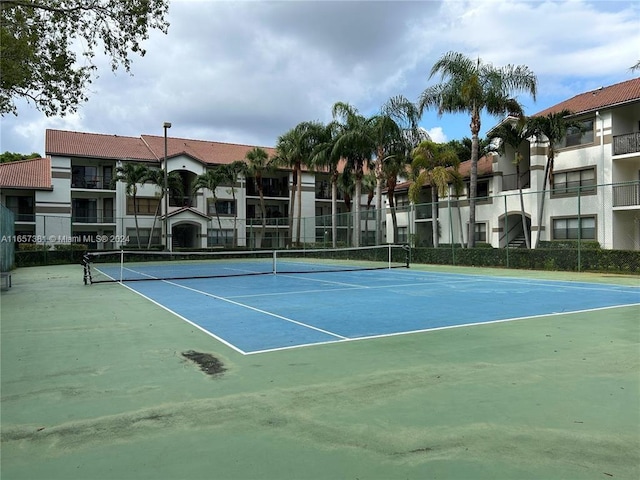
[411,246,640,274]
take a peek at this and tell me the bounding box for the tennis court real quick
[2,260,639,480]
[86,247,640,355]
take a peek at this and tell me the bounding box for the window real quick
[397,226,408,243]
[72,199,97,222]
[474,223,487,243]
[552,167,596,195]
[126,197,159,215]
[5,195,34,221]
[466,180,489,199]
[207,229,234,247]
[362,230,376,246]
[561,119,594,148]
[126,227,161,246]
[553,217,596,240]
[208,199,236,216]
[72,165,99,188]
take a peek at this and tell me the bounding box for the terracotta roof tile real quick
[140,135,277,165]
[0,157,52,190]
[46,130,157,161]
[534,77,640,117]
[45,129,277,166]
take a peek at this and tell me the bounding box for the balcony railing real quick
[71,175,114,189]
[612,132,640,156]
[169,195,196,208]
[247,216,289,226]
[7,211,36,222]
[613,182,640,207]
[415,204,433,220]
[72,209,115,223]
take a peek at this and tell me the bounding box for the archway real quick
[172,222,199,249]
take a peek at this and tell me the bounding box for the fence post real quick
[504,194,509,268]
[578,186,582,272]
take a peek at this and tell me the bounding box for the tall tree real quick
[411,140,459,247]
[0,151,41,163]
[373,95,426,244]
[309,122,341,248]
[418,51,537,247]
[274,121,324,246]
[1,0,170,116]
[111,163,150,248]
[143,168,183,249]
[527,109,583,248]
[193,167,228,244]
[244,147,273,248]
[446,137,491,163]
[220,160,247,247]
[331,102,377,247]
[490,116,534,249]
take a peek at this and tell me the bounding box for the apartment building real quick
[0,130,354,250]
[391,77,640,251]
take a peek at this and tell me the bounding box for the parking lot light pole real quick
[163,122,172,251]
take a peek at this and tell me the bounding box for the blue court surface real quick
[108,268,640,355]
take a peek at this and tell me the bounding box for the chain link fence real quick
[9,181,640,272]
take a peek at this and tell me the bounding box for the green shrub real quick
[411,246,640,274]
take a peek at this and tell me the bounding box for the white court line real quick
[155,279,348,341]
[390,268,640,290]
[120,282,248,355]
[245,302,640,355]
[102,266,348,346]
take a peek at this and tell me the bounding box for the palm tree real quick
[331,102,377,247]
[418,51,537,247]
[411,140,459,247]
[142,168,183,249]
[193,167,228,244]
[309,122,341,248]
[337,169,355,245]
[220,160,246,247]
[362,170,377,245]
[244,147,273,248]
[527,109,583,248]
[373,95,425,244]
[490,116,534,248]
[274,121,324,246]
[111,163,150,248]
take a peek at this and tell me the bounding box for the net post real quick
[388,243,391,269]
[273,250,277,275]
[120,249,124,283]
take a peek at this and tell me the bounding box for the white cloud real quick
[1,0,638,155]
[426,127,447,143]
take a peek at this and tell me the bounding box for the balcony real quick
[72,209,115,224]
[169,195,196,208]
[612,132,640,156]
[246,178,288,198]
[613,182,640,207]
[71,174,114,190]
[415,203,433,220]
[6,209,35,222]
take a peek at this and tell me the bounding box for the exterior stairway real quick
[507,235,527,249]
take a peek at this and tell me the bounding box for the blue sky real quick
[1,0,639,156]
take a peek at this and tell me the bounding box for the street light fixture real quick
[163,122,171,251]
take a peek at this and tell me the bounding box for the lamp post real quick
[163,122,172,251]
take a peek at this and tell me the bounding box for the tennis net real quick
[83,244,410,284]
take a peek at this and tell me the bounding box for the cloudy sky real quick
[2,0,639,156]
